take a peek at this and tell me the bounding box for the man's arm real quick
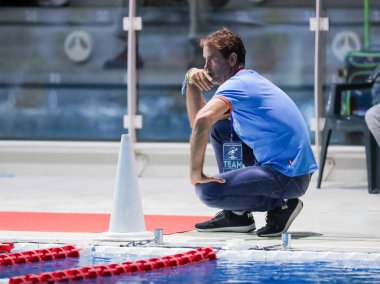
[190,97,229,185]
[185,68,215,128]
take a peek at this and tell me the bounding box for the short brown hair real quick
[200,27,246,66]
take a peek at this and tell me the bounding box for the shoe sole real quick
[258,200,303,237]
[196,223,256,233]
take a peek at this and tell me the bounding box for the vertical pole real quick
[127,0,137,144]
[188,0,198,40]
[314,0,323,165]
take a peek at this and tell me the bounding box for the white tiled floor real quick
[1,174,380,253]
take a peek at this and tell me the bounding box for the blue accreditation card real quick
[222,142,243,172]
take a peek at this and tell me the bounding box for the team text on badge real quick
[223,142,243,172]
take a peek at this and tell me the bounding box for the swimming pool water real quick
[1,250,380,283]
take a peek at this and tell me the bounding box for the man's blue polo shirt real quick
[215,69,318,177]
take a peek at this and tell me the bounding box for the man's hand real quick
[190,171,226,185]
[188,68,215,92]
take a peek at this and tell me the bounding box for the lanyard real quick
[230,115,234,142]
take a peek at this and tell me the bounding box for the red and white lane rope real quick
[0,245,80,266]
[0,243,14,253]
[4,247,217,284]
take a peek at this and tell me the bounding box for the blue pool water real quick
[1,250,380,283]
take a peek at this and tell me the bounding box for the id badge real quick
[223,142,243,172]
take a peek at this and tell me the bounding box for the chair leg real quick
[317,128,332,189]
[375,141,380,194]
[364,130,380,194]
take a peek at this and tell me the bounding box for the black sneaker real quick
[195,210,256,232]
[256,199,303,237]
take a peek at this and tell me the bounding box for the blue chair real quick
[317,65,380,193]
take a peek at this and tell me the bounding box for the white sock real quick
[281,199,288,209]
[232,211,245,216]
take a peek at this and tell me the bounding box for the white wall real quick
[0,141,367,183]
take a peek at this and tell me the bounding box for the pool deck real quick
[1,175,380,255]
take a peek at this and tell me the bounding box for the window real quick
[0,0,378,143]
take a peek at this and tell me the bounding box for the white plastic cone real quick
[102,134,153,240]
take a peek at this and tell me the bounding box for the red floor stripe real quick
[0,212,211,235]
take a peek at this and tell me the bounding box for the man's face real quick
[203,45,231,85]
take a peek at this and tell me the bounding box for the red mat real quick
[0,212,211,235]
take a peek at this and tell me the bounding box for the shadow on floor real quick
[254,232,323,239]
[288,232,323,239]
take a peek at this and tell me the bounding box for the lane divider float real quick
[0,245,80,266]
[0,243,14,253]
[6,247,217,284]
